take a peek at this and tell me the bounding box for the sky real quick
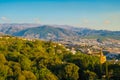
[0,0,120,31]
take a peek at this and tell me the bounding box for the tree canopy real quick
[0,36,120,80]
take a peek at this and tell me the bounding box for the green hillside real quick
[0,36,120,80]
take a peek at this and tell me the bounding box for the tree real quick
[18,55,31,70]
[84,70,98,80]
[0,53,7,63]
[22,70,37,80]
[7,61,21,79]
[64,63,79,80]
[53,63,79,80]
[17,74,26,80]
[38,67,58,80]
[0,63,9,80]
[6,52,20,62]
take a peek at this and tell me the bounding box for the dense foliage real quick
[0,36,120,80]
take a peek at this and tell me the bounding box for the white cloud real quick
[34,18,40,24]
[0,16,11,23]
[0,16,10,22]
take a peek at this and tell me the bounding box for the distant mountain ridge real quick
[0,23,40,34]
[0,23,120,40]
[13,25,78,40]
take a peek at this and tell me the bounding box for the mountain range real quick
[0,23,120,41]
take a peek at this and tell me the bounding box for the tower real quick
[100,48,106,64]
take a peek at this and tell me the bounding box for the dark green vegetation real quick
[0,24,120,40]
[0,36,120,80]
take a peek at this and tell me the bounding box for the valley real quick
[0,23,120,58]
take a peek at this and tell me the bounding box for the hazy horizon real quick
[0,0,120,31]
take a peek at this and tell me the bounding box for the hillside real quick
[13,25,78,40]
[74,28,120,40]
[0,36,120,80]
[0,24,120,41]
[0,23,40,35]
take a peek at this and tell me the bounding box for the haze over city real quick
[0,0,120,31]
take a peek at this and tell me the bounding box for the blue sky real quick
[0,0,120,31]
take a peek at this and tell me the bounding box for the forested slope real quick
[0,36,120,80]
